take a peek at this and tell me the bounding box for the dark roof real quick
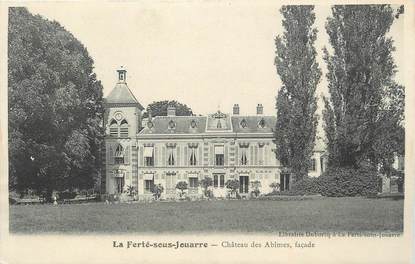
[231,116,276,133]
[105,82,144,109]
[139,114,277,135]
[140,116,207,134]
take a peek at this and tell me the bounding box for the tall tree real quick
[323,5,404,170]
[8,7,104,199]
[143,100,194,118]
[274,6,322,181]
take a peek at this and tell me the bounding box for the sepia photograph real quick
[0,1,413,263]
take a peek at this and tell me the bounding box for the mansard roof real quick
[138,113,277,135]
[104,82,144,109]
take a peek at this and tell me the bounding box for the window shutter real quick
[139,146,144,166]
[224,145,228,166]
[154,146,158,166]
[125,146,130,164]
[210,145,214,166]
[109,144,114,165]
[177,146,180,166]
[184,146,188,166]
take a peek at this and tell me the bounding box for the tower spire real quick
[117,66,126,83]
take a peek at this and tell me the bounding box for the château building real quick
[103,68,326,199]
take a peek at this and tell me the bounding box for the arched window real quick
[114,144,124,164]
[109,119,118,137]
[120,119,129,137]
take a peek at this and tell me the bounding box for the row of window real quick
[109,119,129,137]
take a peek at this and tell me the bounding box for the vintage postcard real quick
[0,0,413,263]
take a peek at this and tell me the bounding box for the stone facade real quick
[103,68,327,199]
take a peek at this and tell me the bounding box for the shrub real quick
[318,166,380,197]
[250,180,261,198]
[58,191,77,200]
[225,179,240,198]
[152,184,164,200]
[199,177,213,198]
[289,177,320,195]
[269,182,280,192]
[176,181,188,198]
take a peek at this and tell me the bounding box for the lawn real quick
[9,197,403,233]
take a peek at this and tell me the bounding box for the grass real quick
[9,197,403,234]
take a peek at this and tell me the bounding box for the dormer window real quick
[168,120,176,129]
[217,120,222,128]
[258,118,266,128]
[240,119,248,128]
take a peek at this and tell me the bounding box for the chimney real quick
[233,104,240,115]
[167,105,176,116]
[256,104,263,115]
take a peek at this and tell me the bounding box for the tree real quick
[143,100,193,118]
[175,181,188,198]
[8,8,103,200]
[152,184,164,200]
[199,177,213,198]
[274,6,322,182]
[250,180,261,198]
[323,5,404,170]
[225,179,240,198]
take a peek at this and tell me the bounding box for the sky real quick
[26,2,404,120]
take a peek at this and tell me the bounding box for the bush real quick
[289,177,320,195]
[58,191,77,200]
[318,166,380,197]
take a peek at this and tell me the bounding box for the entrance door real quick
[116,177,125,193]
[239,176,249,194]
[280,173,290,191]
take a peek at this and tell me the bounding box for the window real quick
[114,144,124,164]
[144,147,154,166]
[213,174,225,188]
[240,119,247,128]
[189,177,198,189]
[310,158,316,171]
[109,119,118,137]
[189,148,197,166]
[258,118,266,128]
[217,120,222,128]
[145,180,154,193]
[116,177,124,193]
[215,146,224,166]
[167,148,175,166]
[190,120,197,128]
[144,174,154,193]
[168,120,176,129]
[240,147,248,165]
[120,119,128,137]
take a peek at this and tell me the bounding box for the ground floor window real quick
[189,177,198,189]
[213,174,225,188]
[239,175,249,193]
[145,179,154,193]
[280,173,290,191]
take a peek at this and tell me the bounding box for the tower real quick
[103,67,144,194]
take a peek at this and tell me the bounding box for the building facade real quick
[103,68,326,199]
